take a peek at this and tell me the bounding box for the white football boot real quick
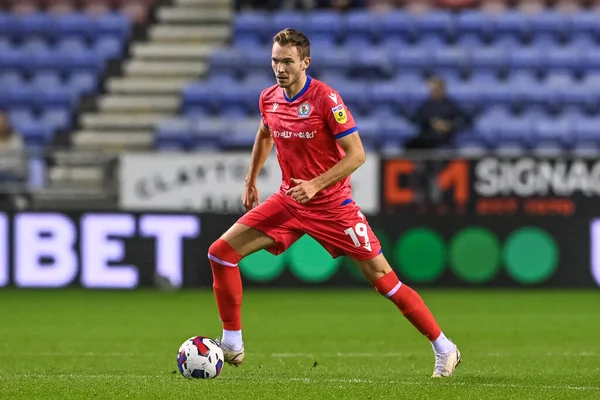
[431,343,461,378]
[215,337,245,366]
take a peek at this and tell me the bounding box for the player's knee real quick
[208,238,242,267]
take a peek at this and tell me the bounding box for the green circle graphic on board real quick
[288,235,341,283]
[449,227,501,284]
[395,228,446,283]
[503,227,559,284]
[239,250,286,282]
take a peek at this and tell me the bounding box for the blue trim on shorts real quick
[335,126,358,139]
[340,199,352,206]
[379,248,383,254]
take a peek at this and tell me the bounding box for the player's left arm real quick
[286,91,365,204]
[312,132,365,190]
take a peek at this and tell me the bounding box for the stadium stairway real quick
[75,0,230,148]
[42,0,231,207]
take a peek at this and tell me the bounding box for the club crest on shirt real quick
[298,102,310,118]
[331,104,347,124]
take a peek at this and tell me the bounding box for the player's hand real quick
[242,183,260,211]
[285,178,319,204]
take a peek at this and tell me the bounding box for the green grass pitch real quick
[0,289,599,399]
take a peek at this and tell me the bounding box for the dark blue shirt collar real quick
[283,75,312,102]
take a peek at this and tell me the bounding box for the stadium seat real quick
[345,10,379,44]
[234,11,268,45]
[455,10,491,39]
[304,11,342,42]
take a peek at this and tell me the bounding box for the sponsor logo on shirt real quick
[272,103,279,111]
[331,104,347,124]
[298,102,310,118]
[272,130,316,139]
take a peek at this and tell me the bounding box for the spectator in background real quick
[0,112,26,185]
[405,77,471,150]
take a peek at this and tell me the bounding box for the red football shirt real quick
[259,76,359,210]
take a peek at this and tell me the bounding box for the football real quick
[177,336,225,379]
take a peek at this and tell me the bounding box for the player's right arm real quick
[242,120,273,211]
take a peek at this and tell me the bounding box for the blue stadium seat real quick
[380,116,417,143]
[17,12,52,37]
[570,12,600,37]
[54,12,94,39]
[480,81,513,106]
[354,47,392,79]
[529,33,561,50]
[492,34,522,49]
[304,11,342,42]
[391,47,431,73]
[41,108,72,131]
[534,117,574,148]
[573,140,600,155]
[574,118,600,142]
[234,11,269,44]
[191,117,228,148]
[183,82,218,112]
[470,46,507,72]
[370,80,403,114]
[432,47,469,72]
[568,34,597,50]
[381,11,413,40]
[218,118,259,148]
[95,36,124,60]
[449,82,481,110]
[97,13,131,39]
[581,51,600,74]
[546,47,581,73]
[412,10,454,39]
[453,134,488,152]
[416,34,447,50]
[271,12,306,35]
[456,10,491,39]
[455,33,485,48]
[31,71,62,89]
[530,11,569,39]
[498,117,534,146]
[337,81,370,115]
[155,118,190,150]
[492,11,529,40]
[13,119,54,147]
[560,84,595,108]
[507,47,543,74]
[345,10,379,44]
[67,71,98,96]
[210,48,243,76]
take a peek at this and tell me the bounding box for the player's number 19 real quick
[344,223,372,251]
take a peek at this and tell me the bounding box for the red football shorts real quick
[237,192,382,261]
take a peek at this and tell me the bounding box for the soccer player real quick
[208,28,461,377]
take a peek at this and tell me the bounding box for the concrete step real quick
[132,42,215,60]
[98,95,180,112]
[108,77,191,95]
[81,113,169,131]
[149,25,229,42]
[158,7,232,24]
[124,60,207,77]
[73,130,155,149]
[49,165,105,185]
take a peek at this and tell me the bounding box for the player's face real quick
[271,43,309,89]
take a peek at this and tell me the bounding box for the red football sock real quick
[373,270,442,340]
[208,239,243,331]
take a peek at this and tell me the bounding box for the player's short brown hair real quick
[273,28,310,60]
